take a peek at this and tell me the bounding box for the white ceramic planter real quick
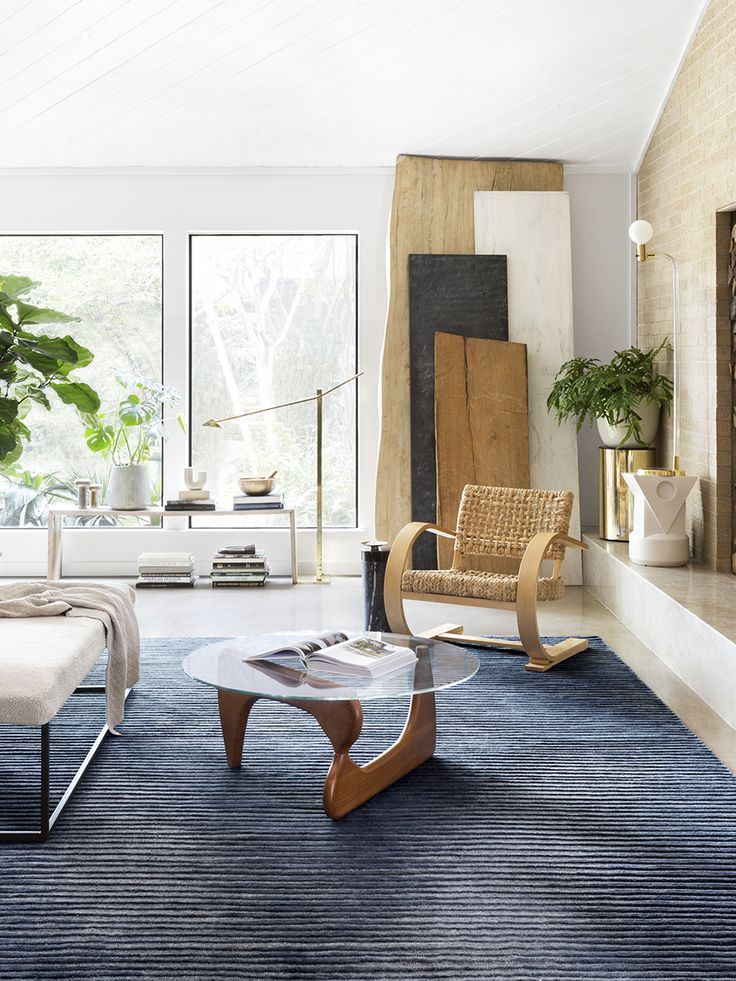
[107,464,150,510]
[596,399,660,448]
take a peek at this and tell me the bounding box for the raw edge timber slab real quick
[375,156,564,548]
[474,191,582,584]
[435,334,529,570]
[409,254,508,569]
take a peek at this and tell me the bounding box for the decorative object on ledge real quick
[203,372,362,585]
[238,471,277,496]
[599,447,656,541]
[74,479,91,509]
[408,253,508,569]
[474,190,582,584]
[361,540,391,632]
[628,220,682,473]
[375,155,563,549]
[623,472,698,566]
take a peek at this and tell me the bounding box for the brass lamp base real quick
[599,447,657,541]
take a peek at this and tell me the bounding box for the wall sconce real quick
[626,220,697,567]
[627,219,681,473]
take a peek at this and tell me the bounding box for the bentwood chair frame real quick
[384,484,588,672]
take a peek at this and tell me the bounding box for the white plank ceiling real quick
[0,0,707,169]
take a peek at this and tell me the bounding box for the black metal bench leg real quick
[1,685,132,843]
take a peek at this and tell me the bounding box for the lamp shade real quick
[628,219,654,245]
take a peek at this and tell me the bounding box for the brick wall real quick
[637,0,735,571]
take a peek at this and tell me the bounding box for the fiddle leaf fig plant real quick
[0,274,100,466]
[547,340,673,447]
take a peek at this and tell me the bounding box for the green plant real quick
[84,372,184,466]
[547,340,674,447]
[0,274,101,466]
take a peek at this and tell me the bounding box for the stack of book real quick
[137,552,198,588]
[233,490,283,511]
[210,545,269,587]
[164,497,215,512]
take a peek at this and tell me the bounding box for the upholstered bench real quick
[0,616,123,842]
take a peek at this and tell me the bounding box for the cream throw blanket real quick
[0,581,140,733]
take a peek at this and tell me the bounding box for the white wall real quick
[0,167,631,575]
[0,170,394,577]
[565,170,636,528]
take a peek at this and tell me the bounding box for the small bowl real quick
[239,477,276,496]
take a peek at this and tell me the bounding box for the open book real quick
[241,631,417,678]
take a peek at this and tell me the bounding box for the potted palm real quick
[547,341,673,448]
[84,374,183,509]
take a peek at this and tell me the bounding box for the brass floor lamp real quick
[203,371,362,584]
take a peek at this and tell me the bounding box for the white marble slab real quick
[474,191,582,583]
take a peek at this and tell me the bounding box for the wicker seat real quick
[400,568,565,603]
[384,484,588,672]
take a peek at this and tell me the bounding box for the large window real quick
[0,235,163,527]
[190,234,357,527]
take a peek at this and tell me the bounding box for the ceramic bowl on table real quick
[238,477,276,496]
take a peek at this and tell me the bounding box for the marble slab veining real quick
[408,253,508,568]
[474,191,582,584]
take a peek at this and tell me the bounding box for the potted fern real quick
[547,341,673,448]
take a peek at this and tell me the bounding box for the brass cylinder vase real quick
[599,447,657,541]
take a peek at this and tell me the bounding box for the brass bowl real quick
[239,477,276,496]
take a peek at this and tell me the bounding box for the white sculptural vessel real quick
[622,473,698,567]
[184,468,207,490]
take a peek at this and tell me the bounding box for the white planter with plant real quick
[547,341,673,448]
[84,375,183,510]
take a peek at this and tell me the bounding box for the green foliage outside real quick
[0,274,100,467]
[547,340,674,447]
[0,236,163,527]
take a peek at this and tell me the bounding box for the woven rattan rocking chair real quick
[384,484,588,672]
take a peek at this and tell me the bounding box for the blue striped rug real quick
[1,636,736,981]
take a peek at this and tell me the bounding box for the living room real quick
[2,1,735,979]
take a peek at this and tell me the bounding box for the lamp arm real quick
[661,253,680,471]
[203,371,363,426]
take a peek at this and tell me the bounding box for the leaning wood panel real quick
[435,334,529,568]
[375,155,563,546]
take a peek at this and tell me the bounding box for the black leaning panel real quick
[408,254,508,569]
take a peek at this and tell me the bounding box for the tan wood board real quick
[435,333,530,568]
[375,155,563,545]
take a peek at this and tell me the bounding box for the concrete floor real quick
[126,576,736,774]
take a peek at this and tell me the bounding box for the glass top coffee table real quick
[183,632,479,820]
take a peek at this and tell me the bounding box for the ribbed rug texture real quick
[1,636,736,981]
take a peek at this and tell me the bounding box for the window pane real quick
[0,235,163,527]
[191,234,357,527]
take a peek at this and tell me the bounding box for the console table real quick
[46,507,299,584]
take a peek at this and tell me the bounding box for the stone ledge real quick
[583,531,736,729]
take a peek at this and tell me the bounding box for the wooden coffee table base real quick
[217,688,437,820]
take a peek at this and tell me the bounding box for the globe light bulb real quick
[628,219,654,245]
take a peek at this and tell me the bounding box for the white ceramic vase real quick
[596,399,660,448]
[107,464,150,510]
[622,473,698,567]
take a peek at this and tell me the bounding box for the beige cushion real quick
[401,568,565,603]
[0,617,106,726]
